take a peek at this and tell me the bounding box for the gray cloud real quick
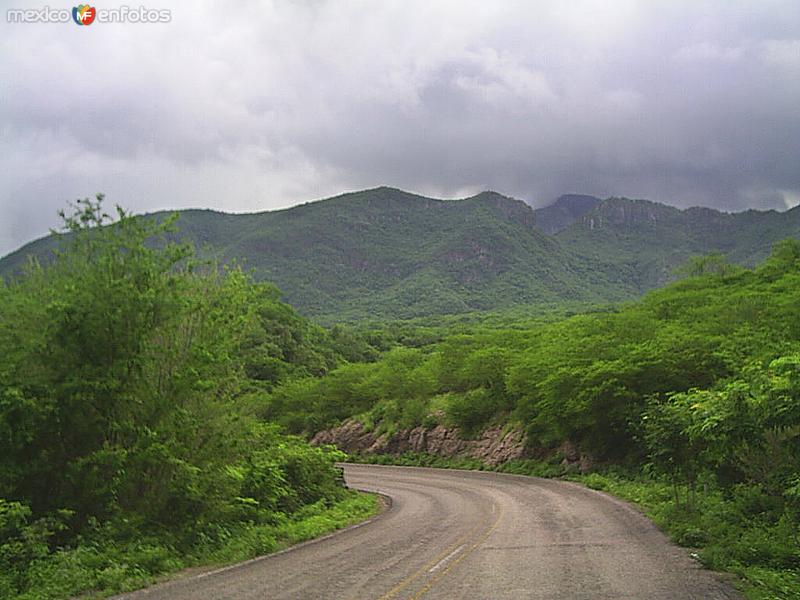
[1,0,799,255]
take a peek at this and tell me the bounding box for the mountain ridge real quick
[2,187,799,321]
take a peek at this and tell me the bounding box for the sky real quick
[1,0,799,256]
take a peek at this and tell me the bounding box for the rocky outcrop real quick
[311,420,527,466]
[581,197,681,230]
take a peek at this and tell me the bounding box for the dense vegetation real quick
[2,192,799,598]
[3,187,798,323]
[264,240,800,598]
[0,197,378,599]
[555,195,800,290]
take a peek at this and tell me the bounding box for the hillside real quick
[0,188,635,321]
[554,197,800,289]
[531,193,601,234]
[2,187,799,322]
[263,239,800,600]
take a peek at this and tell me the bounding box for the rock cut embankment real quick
[310,420,527,466]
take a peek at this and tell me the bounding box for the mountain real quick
[173,187,635,320]
[0,188,635,322]
[2,187,799,322]
[532,194,601,234]
[553,197,800,289]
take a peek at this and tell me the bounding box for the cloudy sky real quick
[1,0,799,255]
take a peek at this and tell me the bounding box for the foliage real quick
[266,238,800,598]
[0,196,374,598]
[4,189,798,323]
[2,192,800,598]
[645,355,800,514]
[571,472,800,600]
[268,239,800,459]
[555,196,800,293]
[3,491,376,600]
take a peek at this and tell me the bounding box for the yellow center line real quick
[410,503,504,600]
[370,501,502,600]
[373,520,486,600]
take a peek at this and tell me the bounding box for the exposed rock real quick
[311,420,528,466]
[311,419,377,453]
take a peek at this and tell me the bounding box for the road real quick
[118,464,741,599]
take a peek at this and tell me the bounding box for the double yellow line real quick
[374,502,504,600]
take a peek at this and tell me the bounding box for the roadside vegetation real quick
[2,197,798,598]
[353,451,799,599]
[265,240,800,599]
[0,197,379,599]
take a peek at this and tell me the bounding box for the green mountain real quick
[531,193,601,234]
[2,187,799,321]
[170,188,634,320]
[553,196,800,290]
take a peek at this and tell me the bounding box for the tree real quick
[642,394,706,506]
[673,252,742,279]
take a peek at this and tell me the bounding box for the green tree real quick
[0,195,349,551]
[643,394,706,506]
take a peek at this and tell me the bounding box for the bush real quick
[0,198,371,598]
[445,388,498,436]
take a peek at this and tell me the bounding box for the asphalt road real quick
[117,464,741,599]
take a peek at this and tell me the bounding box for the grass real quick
[9,491,379,600]
[351,451,567,478]
[349,452,799,600]
[573,472,800,600]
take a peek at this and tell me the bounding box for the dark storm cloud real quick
[1,0,799,255]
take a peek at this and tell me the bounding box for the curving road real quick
[118,464,741,599]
